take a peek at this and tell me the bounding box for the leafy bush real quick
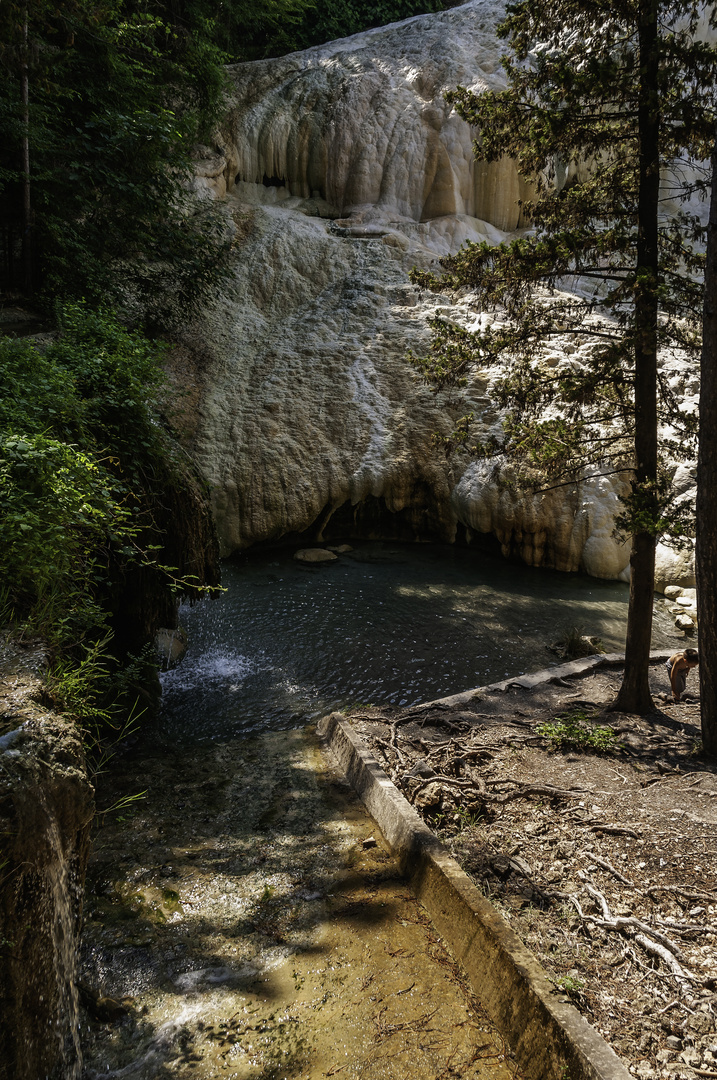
[0,0,232,324]
[0,433,132,632]
[0,306,174,640]
[536,711,621,754]
[46,635,155,773]
[0,305,218,756]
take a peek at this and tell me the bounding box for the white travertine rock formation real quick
[178,0,697,590]
[452,464,633,580]
[212,0,532,234]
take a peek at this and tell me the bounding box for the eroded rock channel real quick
[80,729,518,1079]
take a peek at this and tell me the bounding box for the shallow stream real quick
[80,542,679,1078]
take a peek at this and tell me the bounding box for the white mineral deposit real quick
[177,0,697,593]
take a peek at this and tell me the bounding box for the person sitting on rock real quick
[665,648,699,703]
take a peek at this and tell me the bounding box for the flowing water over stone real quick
[80,542,679,1077]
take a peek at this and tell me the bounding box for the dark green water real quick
[158,542,677,742]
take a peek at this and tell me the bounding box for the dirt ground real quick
[346,660,717,1080]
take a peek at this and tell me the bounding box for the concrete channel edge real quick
[317,652,669,1080]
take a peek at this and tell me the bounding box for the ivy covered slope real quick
[0,305,219,731]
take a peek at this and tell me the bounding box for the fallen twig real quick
[588,824,639,838]
[657,917,717,936]
[578,876,686,959]
[658,998,695,1016]
[585,853,634,886]
[648,885,716,902]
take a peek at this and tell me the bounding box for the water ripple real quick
[153,541,678,745]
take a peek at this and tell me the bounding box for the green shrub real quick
[0,305,174,640]
[536,711,621,754]
[0,303,215,750]
[0,432,133,634]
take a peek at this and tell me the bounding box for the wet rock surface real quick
[0,642,94,1080]
[80,728,518,1079]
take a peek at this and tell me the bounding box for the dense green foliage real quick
[0,305,176,644]
[0,304,223,754]
[0,0,235,322]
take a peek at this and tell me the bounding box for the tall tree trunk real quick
[696,129,717,757]
[21,5,33,296]
[613,0,659,714]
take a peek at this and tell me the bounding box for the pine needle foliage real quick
[410,0,717,712]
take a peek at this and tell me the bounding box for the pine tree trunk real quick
[21,6,33,296]
[696,129,717,757]
[612,0,659,714]
[615,533,656,712]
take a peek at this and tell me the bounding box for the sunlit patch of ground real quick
[349,662,717,1080]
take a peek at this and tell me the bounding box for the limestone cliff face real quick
[180,0,696,587]
[214,0,532,233]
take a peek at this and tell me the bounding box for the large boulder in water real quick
[294,547,338,563]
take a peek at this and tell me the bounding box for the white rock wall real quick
[179,0,697,591]
[217,0,532,232]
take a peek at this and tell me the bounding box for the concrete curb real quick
[317,653,657,1080]
[413,649,673,710]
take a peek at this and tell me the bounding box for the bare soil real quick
[346,661,717,1080]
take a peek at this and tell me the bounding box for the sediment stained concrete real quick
[318,652,666,1080]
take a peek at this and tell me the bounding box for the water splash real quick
[161,647,257,693]
[85,1003,205,1079]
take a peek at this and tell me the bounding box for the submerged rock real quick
[155,625,188,671]
[293,547,338,563]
